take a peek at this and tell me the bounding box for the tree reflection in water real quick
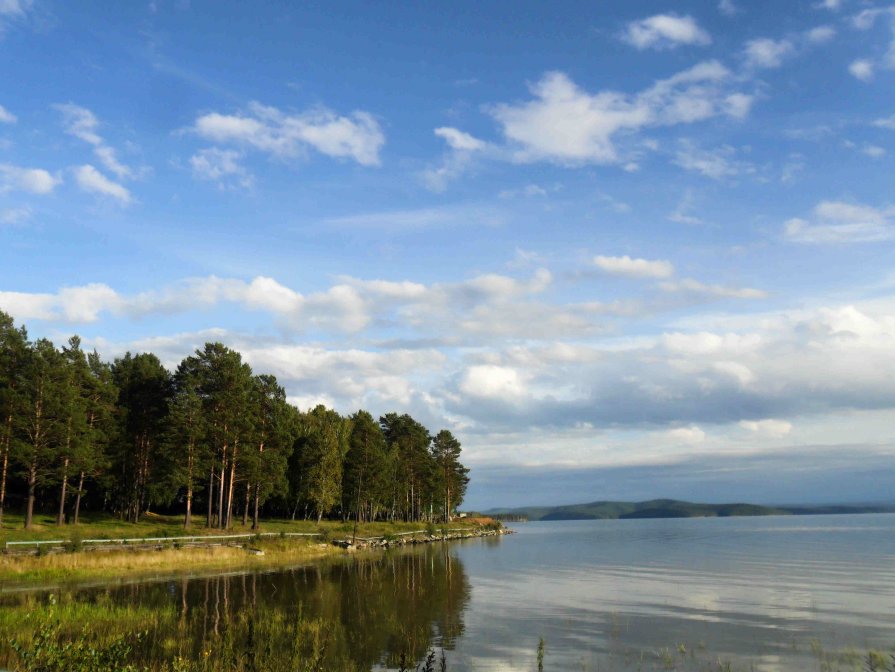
[3,544,472,671]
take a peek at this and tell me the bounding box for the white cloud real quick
[806,25,836,43]
[500,184,549,200]
[723,93,754,120]
[0,104,15,123]
[862,144,886,158]
[0,164,60,194]
[0,0,32,32]
[660,278,767,300]
[460,365,529,400]
[594,255,674,279]
[816,0,843,10]
[874,114,895,129]
[56,103,135,180]
[668,426,706,444]
[744,38,795,69]
[849,59,874,82]
[852,7,893,30]
[73,164,132,204]
[0,205,31,225]
[193,101,385,166]
[434,127,486,152]
[784,200,895,243]
[668,190,704,226]
[423,128,488,191]
[486,61,745,166]
[739,419,792,438]
[718,0,739,17]
[190,147,253,188]
[673,141,753,180]
[325,204,505,233]
[0,0,32,17]
[622,14,711,50]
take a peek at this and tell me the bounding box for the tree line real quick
[0,311,469,530]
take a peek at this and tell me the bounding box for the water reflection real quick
[4,516,895,671]
[1,544,472,671]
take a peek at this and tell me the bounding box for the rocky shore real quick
[333,525,513,550]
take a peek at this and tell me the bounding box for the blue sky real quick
[2,0,895,509]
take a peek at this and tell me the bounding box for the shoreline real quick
[0,520,510,593]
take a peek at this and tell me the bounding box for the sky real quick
[2,0,895,510]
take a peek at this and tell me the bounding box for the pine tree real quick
[111,353,172,522]
[343,410,388,524]
[17,339,68,529]
[431,429,470,522]
[0,311,28,527]
[71,351,118,525]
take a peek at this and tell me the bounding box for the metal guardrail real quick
[5,531,321,550]
[5,525,486,550]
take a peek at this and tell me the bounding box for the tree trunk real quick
[217,448,227,529]
[207,465,215,528]
[252,483,261,531]
[73,471,85,525]
[0,413,11,527]
[241,481,250,526]
[225,441,238,529]
[184,447,194,529]
[57,457,70,525]
[25,459,37,530]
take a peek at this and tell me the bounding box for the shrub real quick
[65,533,83,554]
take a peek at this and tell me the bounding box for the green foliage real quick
[10,621,145,672]
[64,531,83,554]
[0,310,470,534]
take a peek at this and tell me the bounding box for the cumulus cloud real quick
[806,25,836,43]
[673,141,754,180]
[424,127,489,191]
[668,426,706,444]
[193,101,385,166]
[485,61,747,166]
[434,127,486,152]
[594,255,674,279]
[0,104,15,123]
[744,38,795,68]
[739,419,792,438]
[460,365,529,400]
[190,147,253,189]
[622,14,711,50]
[718,0,739,17]
[784,200,895,243]
[74,165,131,204]
[659,278,767,300]
[56,103,134,180]
[0,0,32,33]
[849,59,874,81]
[444,299,895,444]
[0,163,60,194]
[0,205,31,225]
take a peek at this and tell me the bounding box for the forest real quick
[0,310,470,531]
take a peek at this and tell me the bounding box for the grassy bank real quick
[0,512,498,588]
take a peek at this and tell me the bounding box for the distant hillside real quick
[487,499,895,522]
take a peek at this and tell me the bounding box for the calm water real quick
[6,514,895,671]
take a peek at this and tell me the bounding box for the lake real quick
[4,514,895,671]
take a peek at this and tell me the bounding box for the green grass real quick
[0,512,495,588]
[0,510,477,542]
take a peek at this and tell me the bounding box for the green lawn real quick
[0,510,459,544]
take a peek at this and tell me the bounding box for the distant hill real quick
[486,499,895,522]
